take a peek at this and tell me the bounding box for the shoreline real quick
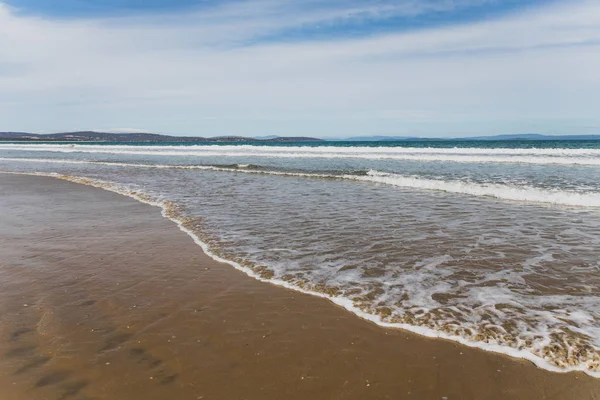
[1,173,599,399]
[5,170,600,377]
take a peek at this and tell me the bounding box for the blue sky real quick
[6,0,550,37]
[0,0,599,137]
[6,0,547,17]
[6,0,210,17]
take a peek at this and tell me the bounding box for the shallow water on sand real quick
[1,141,600,376]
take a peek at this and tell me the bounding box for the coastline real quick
[4,168,600,374]
[1,173,599,399]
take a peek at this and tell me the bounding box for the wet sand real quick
[0,174,598,400]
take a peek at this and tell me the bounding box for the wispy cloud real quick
[0,0,599,136]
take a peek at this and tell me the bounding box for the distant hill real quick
[0,131,324,143]
[2,131,599,143]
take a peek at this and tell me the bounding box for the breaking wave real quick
[2,157,600,208]
[1,144,600,165]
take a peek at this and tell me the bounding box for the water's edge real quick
[2,170,598,379]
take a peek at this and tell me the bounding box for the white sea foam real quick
[2,169,599,378]
[2,157,600,208]
[3,143,600,156]
[354,170,600,208]
[1,144,600,165]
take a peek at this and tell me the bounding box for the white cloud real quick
[0,0,599,136]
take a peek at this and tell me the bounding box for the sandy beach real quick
[0,173,598,400]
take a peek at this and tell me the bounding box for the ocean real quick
[1,139,599,377]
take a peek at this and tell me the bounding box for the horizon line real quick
[2,131,600,141]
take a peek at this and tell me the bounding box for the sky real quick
[0,0,599,138]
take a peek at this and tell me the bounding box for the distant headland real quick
[1,131,599,143]
[0,131,324,143]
